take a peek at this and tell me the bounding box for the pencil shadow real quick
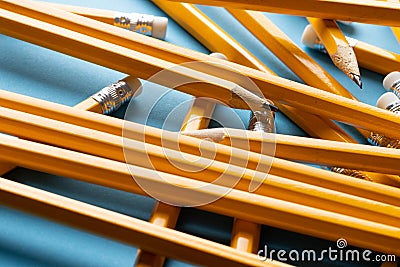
[0,35,122,105]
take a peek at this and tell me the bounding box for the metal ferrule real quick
[390,80,400,98]
[368,102,400,148]
[114,12,154,36]
[248,108,275,133]
[330,167,373,181]
[92,80,134,114]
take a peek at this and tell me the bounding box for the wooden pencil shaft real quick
[225,10,377,147]
[308,31,400,75]
[167,0,400,27]
[231,219,261,253]
[151,1,357,142]
[5,107,400,229]
[0,9,260,111]
[2,5,400,136]
[0,178,284,267]
[135,202,181,267]
[307,18,360,78]
[40,2,115,24]
[3,1,396,180]
[354,41,400,75]
[0,136,399,255]
[31,1,400,188]
[151,0,272,73]
[227,9,353,98]
[202,129,400,175]
[0,106,276,190]
[0,90,398,206]
[3,106,400,222]
[157,3,373,143]
[153,2,399,186]
[135,69,217,267]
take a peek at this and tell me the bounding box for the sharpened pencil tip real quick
[352,74,362,89]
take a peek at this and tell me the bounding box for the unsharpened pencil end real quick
[352,74,362,89]
[301,24,319,49]
[383,71,400,91]
[152,16,168,39]
[209,52,228,60]
[376,92,399,109]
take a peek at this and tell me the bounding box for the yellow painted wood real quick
[0,136,399,256]
[168,0,400,27]
[1,4,400,136]
[0,178,289,267]
[307,18,360,80]
[135,81,216,267]
[152,0,399,186]
[1,109,400,228]
[0,89,398,205]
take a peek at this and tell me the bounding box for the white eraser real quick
[151,16,168,39]
[383,71,400,91]
[376,92,400,109]
[301,24,319,48]
[210,52,228,60]
[123,76,143,97]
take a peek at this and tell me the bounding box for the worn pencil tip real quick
[263,102,279,112]
[352,74,362,89]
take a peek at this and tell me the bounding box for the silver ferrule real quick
[92,80,134,114]
[114,12,154,36]
[368,102,400,148]
[248,108,275,133]
[330,167,372,181]
[344,36,358,48]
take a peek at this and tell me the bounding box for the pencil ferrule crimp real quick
[114,12,154,36]
[330,167,372,181]
[249,108,275,133]
[92,80,134,114]
[368,103,400,148]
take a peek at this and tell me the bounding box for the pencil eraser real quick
[383,71,400,91]
[151,16,168,39]
[376,92,400,109]
[301,25,319,48]
[210,52,228,60]
[123,76,143,97]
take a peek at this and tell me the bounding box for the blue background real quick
[0,0,399,266]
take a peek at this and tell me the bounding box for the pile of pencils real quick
[1,0,400,266]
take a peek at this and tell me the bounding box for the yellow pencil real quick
[184,128,400,175]
[0,76,142,175]
[3,3,400,137]
[1,89,399,205]
[0,178,287,267]
[152,1,399,186]
[1,135,400,255]
[302,24,400,75]
[168,0,400,27]
[135,52,220,267]
[307,18,361,88]
[39,1,169,39]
